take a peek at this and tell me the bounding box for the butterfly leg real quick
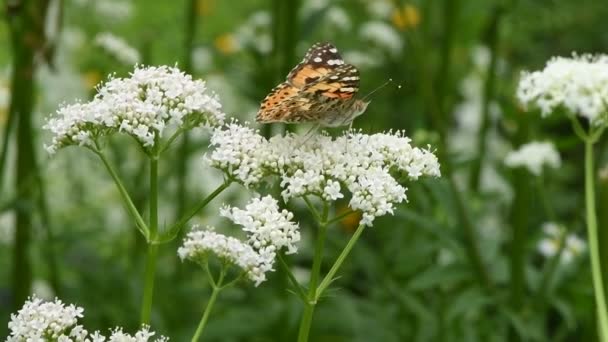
[297,124,321,148]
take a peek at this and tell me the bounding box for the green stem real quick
[7,0,52,309]
[469,5,503,191]
[536,229,568,301]
[448,177,492,290]
[297,217,328,342]
[584,138,608,340]
[510,167,530,309]
[94,149,149,239]
[316,224,366,299]
[140,157,159,324]
[277,253,308,302]
[302,196,322,223]
[191,267,225,342]
[159,181,231,242]
[325,209,357,226]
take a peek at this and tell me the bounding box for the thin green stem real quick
[302,196,322,223]
[510,167,530,309]
[140,244,159,324]
[159,127,186,154]
[584,138,608,340]
[7,0,52,308]
[159,181,232,242]
[191,269,225,342]
[277,253,308,303]
[297,216,328,342]
[316,224,366,299]
[140,157,159,324]
[469,5,504,191]
[536,229,568,301]
[94,149,149,240]
[325,209,357,226]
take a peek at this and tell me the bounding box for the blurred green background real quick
[2,0,608,341]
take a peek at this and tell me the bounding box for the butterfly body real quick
[256,42,369,127]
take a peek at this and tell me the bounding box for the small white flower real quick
[359,21,403,55]
[207,122,440,226]
[95,32,141,65]
[178,227,274,286]
[517,54,608,125]
[103,326,168,342]
[7,296,86,341]
[44,65,225,154]
[326,6,351,31]
[504,141,561,176]
[7,296,167,341]
[537,222,586,264]
[220,196,300,254]
[366,0,393,19]
[74,0,133,22]
[342,50,382,68]
[233,11,273,55]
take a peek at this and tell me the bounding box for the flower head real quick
[517,54,608,125]
[220,195,300,254]
[95,32,141,65]
[207,122,440,226]
[537,222,586,264]
[180,196,300,286]
[504,141,561,176]
[7,296,85,341]
[178,227,274,286]
[44,65,225,154]
[7,296,168,341]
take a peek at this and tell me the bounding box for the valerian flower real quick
[43,65,225,154]
[220,196,300,254]
[94,32,141,65]
[517,54,608,125]
[504,141,561,176]
[178,227,274,286]
[179,196,300,286]
[537,222,586,264]
[207,122,440,226]
[7,296,167,342]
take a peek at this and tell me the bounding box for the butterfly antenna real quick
[362,78,395,101]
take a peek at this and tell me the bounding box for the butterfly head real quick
[352,99,370,118]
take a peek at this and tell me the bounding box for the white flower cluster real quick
[44,65,225,154]
[220,196,300,254]
[504,141,561,176]
[207,122,441,226]
[359,21,403,56]
[179,196,300,286]
[517,54,608,126]
[95,32,141,65]
[7,296,167,342]
[72,0,133,22]
[538,222,586,264]
[179,228,273,286]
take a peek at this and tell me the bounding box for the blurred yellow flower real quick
[214,33,238,55]
[600,164,608,183]
[337,204,362,233]
[0,83,9,124]
[196,0,213,16]
[83,70,102,90]
[391,4,421,31]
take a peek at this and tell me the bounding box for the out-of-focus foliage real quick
[1,0,608,341]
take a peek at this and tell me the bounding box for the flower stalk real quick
[141,153,160,324]
[191,267,225,342]
[297,204,328,342]
[584,135,608,341]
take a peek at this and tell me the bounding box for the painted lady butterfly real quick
[256,42,369,127]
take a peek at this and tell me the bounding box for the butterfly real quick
[256,42,370,127]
